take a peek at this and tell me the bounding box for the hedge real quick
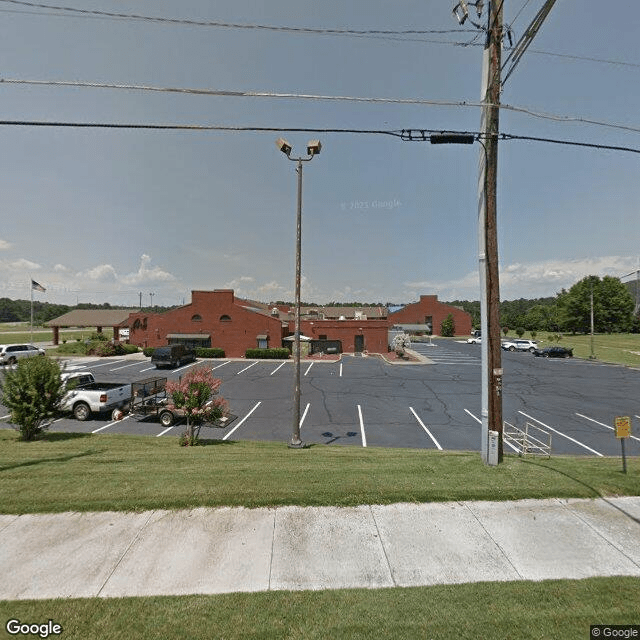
[195,348,226,358]
[245,348,290,359]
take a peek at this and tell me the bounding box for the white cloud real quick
[122,254,177,285]
[405,255,638,301]
[79,264,118,282]
[0,238,12,250]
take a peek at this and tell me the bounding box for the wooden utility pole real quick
[479,0,504,462]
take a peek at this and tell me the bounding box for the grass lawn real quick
[0,430,637,514]
[0,577,638,639]
[501,331,640,367]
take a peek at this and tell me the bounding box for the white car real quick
[502,339,538,353]
[0,343,46,365]
[466,336,481,344]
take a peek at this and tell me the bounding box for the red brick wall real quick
[297,319,389,353]
[128,290,286,357]
[389,295,472,336]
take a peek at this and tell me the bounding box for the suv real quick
[0,343,46,365]
[501,339,538,353]
[151,345,196,369]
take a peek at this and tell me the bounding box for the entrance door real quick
[354,334,365,353]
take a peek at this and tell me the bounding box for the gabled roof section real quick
[46,309,137,327]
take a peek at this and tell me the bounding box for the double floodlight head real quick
[276,137,322,158]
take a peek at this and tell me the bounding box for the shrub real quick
[143,347,155,357]
[440,313,455,337]
[195,347,226,358]
[0,356,66,440]
[245,348,290,359]
[515,327,525,338]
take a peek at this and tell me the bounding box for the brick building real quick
[389,295,472,336]
[127,290,287,357]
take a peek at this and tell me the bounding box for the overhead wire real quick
[0,118,637,155]
[0,0,638,70]
[2,77,639,135]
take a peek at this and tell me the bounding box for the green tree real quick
[440,313,455,337]
[0,357,65,440]
[515,327,525,338]
[165,367,228,444]
[559,276,634,334]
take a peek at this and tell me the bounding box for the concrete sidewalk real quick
[1,497,639,600]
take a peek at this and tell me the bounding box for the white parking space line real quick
[519,411,604,456]
[175,361,199,374]
[339,363,343,377]
[236,361,258,375]
[357,404,367,448]
[140,366,156,373]
[0,414,10,420]
[409,407,443,450]
[464,409,519,453]
[223,401,261,440]
[212,361,231,370]
[109,362,144,372]
[300,402,310,428]
[157,425,175,437]
[576,413,640,443]
[92,415,132,434]
[270,361,287,376]
[304,362,314,376]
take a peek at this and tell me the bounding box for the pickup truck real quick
[59,371,131,421]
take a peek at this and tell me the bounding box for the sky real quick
[0,0,638,308]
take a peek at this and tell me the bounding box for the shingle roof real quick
[45,310,137,327]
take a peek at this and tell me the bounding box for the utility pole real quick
[479,0,504,463]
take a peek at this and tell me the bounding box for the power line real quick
[0,118,637,155]
[0,0,471,37]
[3,77,639,135]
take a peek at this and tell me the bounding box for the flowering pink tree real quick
[165,367,228,443]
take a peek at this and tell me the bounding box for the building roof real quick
[46,309,137,327]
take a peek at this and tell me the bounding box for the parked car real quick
[151,345,196,369]
[466,336,481,344]
[532,346,573,358]
[59,370,131,421]
[502,339,538,353]
[0,343,45,365]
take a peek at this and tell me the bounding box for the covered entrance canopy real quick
[46,310,136,345]
[167,333,212,348]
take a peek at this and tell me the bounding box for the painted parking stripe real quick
[223,401,261,440]
[357,404,367,448]
[109,361,144,372]
[212,360,231,370]
[576,413,640,443]
[464,409,520,454]
[157,425,175,437]
[339,363,343,377]
[236,361,258,375]
[270,361,287,376]
[175,361,199,374]
[300,402,310,428]
[409,407,443,450]
[304,362,314,376]
[0,414,10,420]
[519,411,603,456]
[92,414,132,434]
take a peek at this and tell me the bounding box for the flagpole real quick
[30,278,34,343]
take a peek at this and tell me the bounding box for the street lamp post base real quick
[288,438,305,449]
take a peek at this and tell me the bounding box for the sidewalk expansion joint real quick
[369,505,397,588]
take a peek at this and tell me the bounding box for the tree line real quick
[451,276,638,334]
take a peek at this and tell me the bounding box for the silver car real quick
[501,339,538,353]
[0,343,46,365]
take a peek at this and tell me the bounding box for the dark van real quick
[151,345,196,369]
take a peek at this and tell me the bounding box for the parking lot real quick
[1,339,639,456]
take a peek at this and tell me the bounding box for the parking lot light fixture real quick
[276,138,321,449]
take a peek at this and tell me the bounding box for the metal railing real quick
[503,421,552,457]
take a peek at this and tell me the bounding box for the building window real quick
[257,334,268,349]
[219,314,231,322]
[191,314,202,322]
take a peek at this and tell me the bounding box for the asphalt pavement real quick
[2,496,640,600]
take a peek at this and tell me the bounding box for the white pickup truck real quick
[59,371,130,421]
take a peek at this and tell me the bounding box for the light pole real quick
[276,137,322,448]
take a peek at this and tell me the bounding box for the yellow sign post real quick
[614,416,632,474]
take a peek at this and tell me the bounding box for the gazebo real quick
[45,309,136,345]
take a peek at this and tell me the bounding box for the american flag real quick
[31,279,46,293]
